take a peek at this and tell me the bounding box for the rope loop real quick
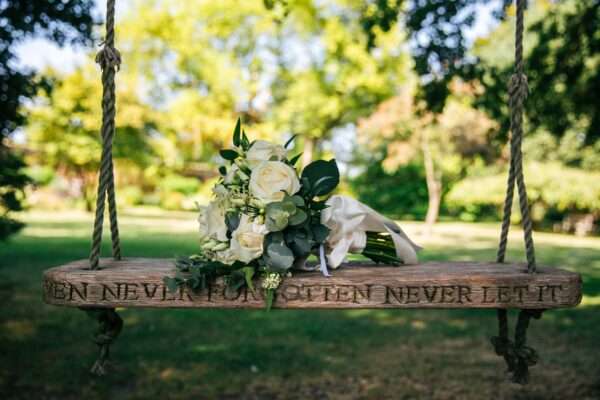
[490,309,543,384]
[83,308,123,376]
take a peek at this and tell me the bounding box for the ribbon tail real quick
[384,223,419,264]
[319,244,331,277]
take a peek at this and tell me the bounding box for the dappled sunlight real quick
[2,320,37,340]
[192,344,229,354]
[581,295,600,307]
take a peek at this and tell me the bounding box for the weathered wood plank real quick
[42,258,582,309]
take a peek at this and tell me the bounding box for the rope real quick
[496,0,536,271]
[90,0,122,269]
[83,308,123,376]
[492,1,542,384]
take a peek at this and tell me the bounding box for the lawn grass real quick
[2,209,599,399]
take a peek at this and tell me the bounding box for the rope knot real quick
[509,73,529,99]
[83,308,123,376]
[95,42,122,71]
[514,345,539,367]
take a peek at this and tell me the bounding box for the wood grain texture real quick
[42,258,582,309]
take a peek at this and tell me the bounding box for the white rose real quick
[246,140,287,168]
[198,201,228,241]
[214,248,236,265]
[230,215,267,263]
[249,161,300,204]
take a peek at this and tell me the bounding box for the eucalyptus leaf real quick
[265,242,294,270]
[163,277,179,294]
[289,236,312,257]
[288,209,307,226]
[290,195,305,207]
[311,224,330,243]
[266,210,288,232]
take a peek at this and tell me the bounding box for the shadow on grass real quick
[1,213,599,399]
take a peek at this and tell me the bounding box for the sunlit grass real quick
[1,209,599,399]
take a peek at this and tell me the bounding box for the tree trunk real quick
[302,136,315,168]
[421,130,441,231]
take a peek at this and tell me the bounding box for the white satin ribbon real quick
[318,244,330,277]
[320,195,421,269]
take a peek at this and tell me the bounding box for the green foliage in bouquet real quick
[164,119,340,309]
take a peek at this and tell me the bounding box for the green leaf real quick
[266,212,288,232]
[310,201,328,211]
[265,289,274,311]
[163,277,179,294]
[220,149,239,161]
[242,266,256,294]
[219,166,227,176]
[284,134,297,149]
[241,130,250,150]
[301,159,339,195]
[311,224,330,243]
[288,153,302,166]
[288,209,307,225]
[265,242,294,270]
[312,176,338,196]
[233,117,241,147]
[280,198,297,214]
[301,159,339,196]
[290,195,305,207]
[289,236,311,257]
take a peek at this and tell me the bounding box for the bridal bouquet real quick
[165,119,420,309]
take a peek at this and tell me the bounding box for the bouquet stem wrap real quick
[321,195,421,269]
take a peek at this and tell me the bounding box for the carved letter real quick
[423,286,438,302]
[497,286,510,303]
[143,283,160,299]
[353,285,370,303]
[53,282,66,300]
[482,286,495,303]
[458,286,472,304]
[68,282,88,301]
[441,286,455,303]
[101,284,118,301]
[406,286,419,303]
[513,286,528,303]
[385,286,404,304]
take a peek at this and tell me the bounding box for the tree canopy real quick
[0,0,95,239]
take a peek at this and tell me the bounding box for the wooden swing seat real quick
[43,258,582,310]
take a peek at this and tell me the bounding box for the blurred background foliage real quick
[2,0,600,238]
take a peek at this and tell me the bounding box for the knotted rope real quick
[90,0,122,270]
[83,308,123,376]
[84,0,123,377]
[493,0,542,384]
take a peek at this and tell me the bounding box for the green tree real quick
[270,0,411,166]
[474,0,600,149]
[357,82,497,226]
[26,66,157,211]
[0,0,94,239]
[118,0,280,168]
